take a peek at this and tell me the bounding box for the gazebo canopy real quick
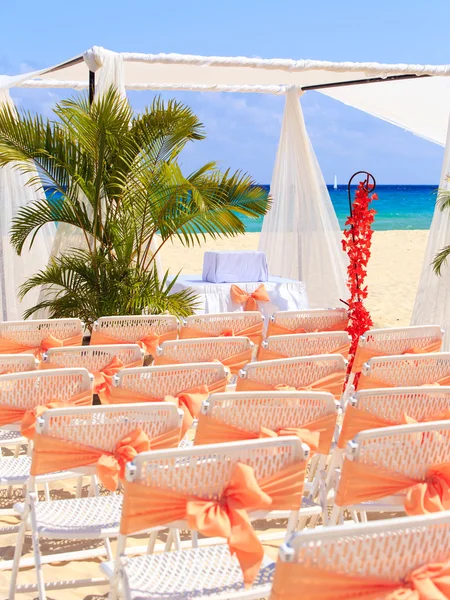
[2,47,450,345]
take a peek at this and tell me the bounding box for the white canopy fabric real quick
[259,88,348,307]
[3,46,450,334]
[0,89,55,320]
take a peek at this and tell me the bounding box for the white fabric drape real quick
[0,88,55,320]
[259,88,348,308]
[411,111,450,348]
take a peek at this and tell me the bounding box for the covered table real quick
[168,275,308,317]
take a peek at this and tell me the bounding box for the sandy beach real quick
[0,229,430,599]
[160,230,429,328]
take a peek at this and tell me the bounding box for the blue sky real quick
[1,0,449,184]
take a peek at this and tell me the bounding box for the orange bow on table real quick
[231,284,270,311]
[122,461,304,587]
[270,560,450,600]
[30,427,181,490]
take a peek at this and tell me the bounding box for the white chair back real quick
[92,315,179,343]
[157,336,253,363]
[0,354,38,373]
[182,312,263,336]
[261,331,351,358]
[361,352,450,387]
[357,325,443,355]
[0,318,83,347]
[269,309,348,333]
[43,344,144,371]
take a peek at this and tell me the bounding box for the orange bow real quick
[97,429,151,491]
[270,560,450,600]
[351,340,443,374]
[21,400,69,440]
[231,284,270,311]
[165,386,209,435]
[186,463,272,586]
[336,459,450,516]
[258,426,320,454]
[0,333,82,358]
[31,427,152,491]
[93,356,125,403]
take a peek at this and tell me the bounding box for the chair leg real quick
[172,528,181,551]
[328,505,342,526]
[147,531,158,554]
[8,508,28,600]
[76,476,83,498]
[28,492,47,600]
[191,531,199,548]
[109,536,126,600]
[43,482,50,502]
[104,536,114,562]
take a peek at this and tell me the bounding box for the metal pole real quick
[89,71,95,105]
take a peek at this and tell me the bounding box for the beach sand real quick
[0,229,430,599]
[160,229,429,328]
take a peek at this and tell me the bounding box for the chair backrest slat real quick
[114,363,227,398]
[0,318,83,346]
[0,354,38,373]
[362,353,450,387]
[358,325,443,356]
[281,511,450,582]
[270,309,348,333]
[92,315,178,343]
[202,391,336,433]
[182,312,263,336]
[157,337,252,364]
[39,403,182,452]
[44,344,144,372]
[0,368,93,410]
[132,438,307,500]
[237,355,346,389]
[262,332,350,358]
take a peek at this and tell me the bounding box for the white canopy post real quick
[259,87,348,308]
[411,110,450,348]
[0,88,55,320]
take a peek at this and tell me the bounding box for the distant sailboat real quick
[333,175,338,190]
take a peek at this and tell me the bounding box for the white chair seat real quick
[102,545,274,600]
[0,456,32,485]
[15,494,123,538]
[0,429,26,447]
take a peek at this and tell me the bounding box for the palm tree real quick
[433,187,450,275]
[0,88,269,329]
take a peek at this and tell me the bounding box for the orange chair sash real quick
[30,426,180,489]
[257,342,350,362]
[266,319,349,338]
[121,460,305,586]
[107,378,228,434]
[0,390,92,438]
[0,333,83,358]
[357,372,450,391]
[154,349,252,375]
[235,372,345,400]
[93,357,143,403]
[269,560,450,600]
[180,323,264,346]
[230,284,270,312]
[195,412,336,454]
[90,329,177,356]
[351,340,443,374]
[336,458,450,516]
[338,405,450,449]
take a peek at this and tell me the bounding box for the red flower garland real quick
[342,181,378,374]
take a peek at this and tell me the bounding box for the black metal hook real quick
[347,171,376,217]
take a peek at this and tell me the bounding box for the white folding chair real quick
[91,315,179,356]
[236,355,347,403]
[9,402,183,599]
[330,420,450,525]
[0,318,83,357]
[103,437,310,600]
[196,390,337,512]
[357,352,450,392]
[0,368,93,499]
[259,331,351,361]
[43,344,144,402]
[347,325,444,399]
[270,511,450,600]
[180,311,264,346]
[267,308,348,337]
[155,336,253,376]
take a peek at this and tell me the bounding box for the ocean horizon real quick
[242,184,438,232]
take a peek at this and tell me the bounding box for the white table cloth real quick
[202,250,268,283]
[168,275,308,317]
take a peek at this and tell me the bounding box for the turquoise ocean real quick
[242,184,438,232]
[46,184,438,232]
